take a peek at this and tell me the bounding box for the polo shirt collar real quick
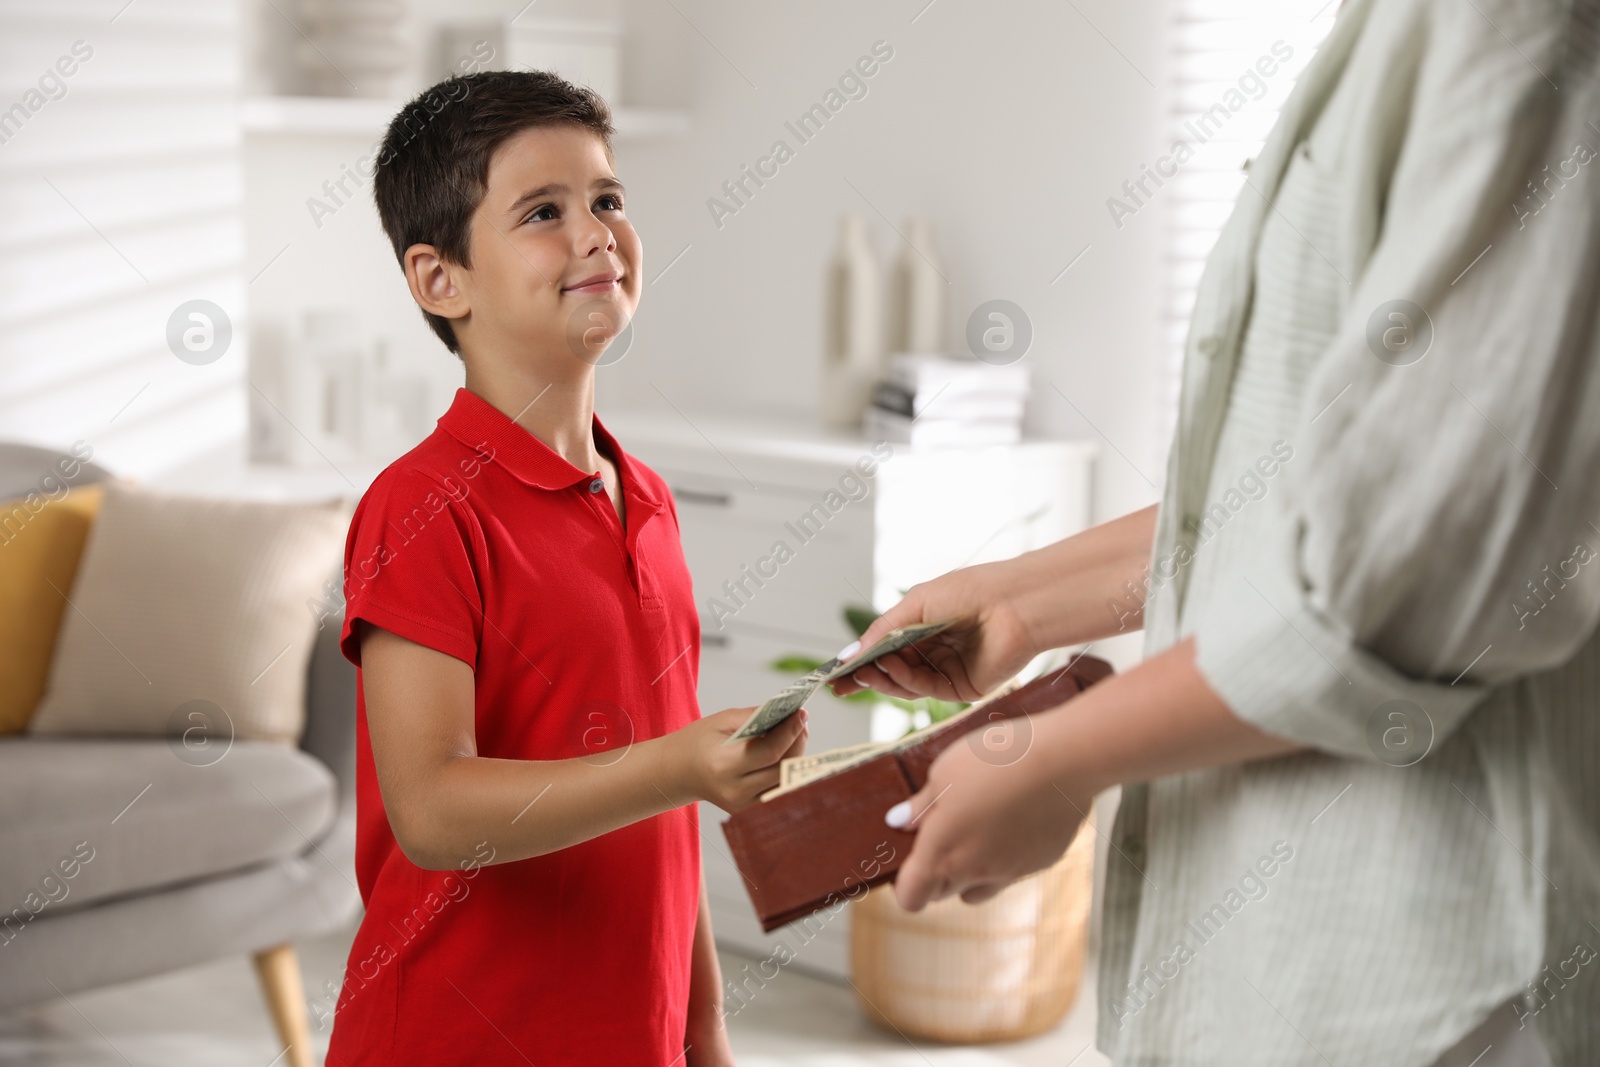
[437,387,661,508]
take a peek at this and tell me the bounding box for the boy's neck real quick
[462,354,604,475]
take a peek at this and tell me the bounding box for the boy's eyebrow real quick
[505,177,626,216]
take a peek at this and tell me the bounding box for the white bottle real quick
[286,307,364,466]
[891,216,945,354]
[822,214,884,427]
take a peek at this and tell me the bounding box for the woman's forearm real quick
[1037,635,1300,797]
[1006,503,1159,654]
[882,635,1304,913]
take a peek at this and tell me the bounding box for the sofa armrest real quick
[299,605,356,810]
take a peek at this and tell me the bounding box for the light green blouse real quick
[1100,0,1600,1063]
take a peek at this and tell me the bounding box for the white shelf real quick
[240,95,690,139]
[602,406,1100,471]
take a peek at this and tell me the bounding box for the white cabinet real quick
[606,410,1097,981]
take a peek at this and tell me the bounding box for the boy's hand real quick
[675,707,808,813]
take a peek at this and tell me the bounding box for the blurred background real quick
[0,1,1335,1063]
[0,0,1337,525]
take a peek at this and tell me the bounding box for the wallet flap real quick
[721,752,917,932]
[899,661,1105,790]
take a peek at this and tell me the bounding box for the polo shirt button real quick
[1182,512,1201,536]
[589,477,604,493]
[1197,336,1220,357]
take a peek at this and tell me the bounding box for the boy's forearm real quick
[1008,503,1160,653]
[401,732,697,869]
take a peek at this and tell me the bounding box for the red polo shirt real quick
[326,387,703,1066]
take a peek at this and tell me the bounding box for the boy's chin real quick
[561,296,634,366]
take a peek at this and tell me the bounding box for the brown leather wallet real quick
[720,655,1114,932]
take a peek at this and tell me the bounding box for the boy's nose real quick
[574,215,615,256]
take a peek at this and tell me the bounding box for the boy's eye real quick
[595,193,624,212]
[523,204,557,224]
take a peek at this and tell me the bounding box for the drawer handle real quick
[672,486,733,507]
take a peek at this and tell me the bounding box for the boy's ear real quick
[404,244,470,323]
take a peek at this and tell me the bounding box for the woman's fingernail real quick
[836,640,861,661]
[885,800,912,829]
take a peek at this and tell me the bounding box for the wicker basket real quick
[848,823,1094,1043]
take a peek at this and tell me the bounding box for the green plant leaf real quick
[925,698,969,723]
[843,604,879,638]
[892,696,972,737]
[768,655,825,673]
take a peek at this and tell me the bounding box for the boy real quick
[326,70,808,1066]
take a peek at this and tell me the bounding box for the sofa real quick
[0,441,362,1067]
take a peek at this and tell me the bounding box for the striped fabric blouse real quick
[1099,0,1600,1063]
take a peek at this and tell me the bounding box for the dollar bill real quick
[762,742,888,802]
[780,741,887,788]
[724,619,956,744]
[758,674,1028,801]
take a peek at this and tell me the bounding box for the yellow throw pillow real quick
[0,482,106,734]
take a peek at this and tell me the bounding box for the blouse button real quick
[589,477,604,493]
[1122,833,1147,869]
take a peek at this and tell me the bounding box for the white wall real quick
[607,0,1173,525]
[0,0,244,482]
[235,0,1173,525]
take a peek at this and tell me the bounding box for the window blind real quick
[1158,0,1339,455]
[0,0,243,480]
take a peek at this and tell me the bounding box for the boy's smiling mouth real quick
[562,270,622,295]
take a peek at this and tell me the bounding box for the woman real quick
[830,0,1600,1064]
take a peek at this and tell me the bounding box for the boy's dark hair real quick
[372,70,614,355]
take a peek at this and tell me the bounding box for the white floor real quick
[0,919,1110,1066]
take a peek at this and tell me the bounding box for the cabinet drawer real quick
[666,472,873,647]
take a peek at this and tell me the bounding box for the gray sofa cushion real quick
[0,441,111,499]
[0,738,336,926]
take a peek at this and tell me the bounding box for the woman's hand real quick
[829,506,1162,703]
[884,714,1094,910]
[827,559,1039,702]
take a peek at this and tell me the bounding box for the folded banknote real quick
[723,619,956,744]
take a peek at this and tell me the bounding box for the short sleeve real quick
[339,466,483,670]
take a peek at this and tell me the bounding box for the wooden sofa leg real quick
[252,943,314,1067]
